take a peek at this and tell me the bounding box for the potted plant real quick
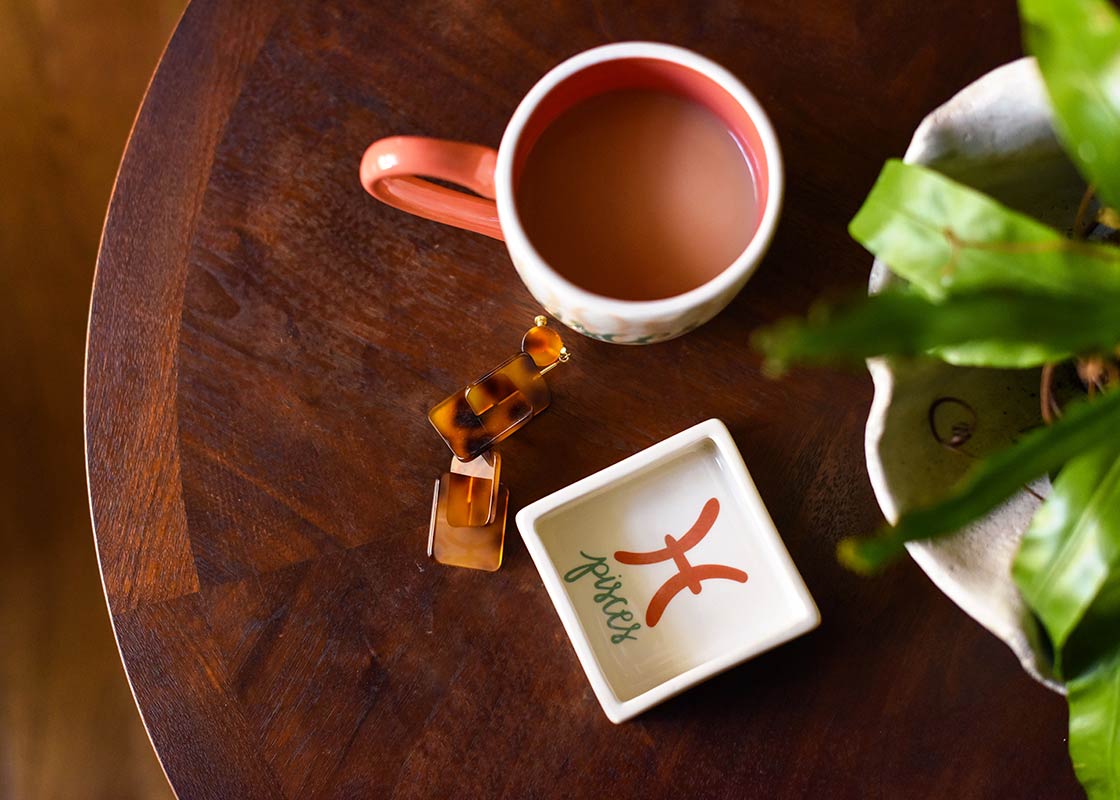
[754,0,1120,796]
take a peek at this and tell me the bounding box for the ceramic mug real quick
[359,42,782,344]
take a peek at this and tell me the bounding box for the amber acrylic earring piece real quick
[426,317,569,571]
[428,452,508,571]
[444,450,501,528]
[427,317,570,461]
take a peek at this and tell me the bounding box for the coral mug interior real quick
[359,42,783,344]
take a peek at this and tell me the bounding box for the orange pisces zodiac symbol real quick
[614,498,747,626]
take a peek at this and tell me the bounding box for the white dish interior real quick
[518,419,819,721]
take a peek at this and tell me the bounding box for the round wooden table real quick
[86,1,1082,797]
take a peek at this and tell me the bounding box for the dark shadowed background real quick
[0,1,183,796]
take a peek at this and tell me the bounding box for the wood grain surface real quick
[86,1,1084,797]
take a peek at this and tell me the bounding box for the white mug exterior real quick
[493,43,784,344]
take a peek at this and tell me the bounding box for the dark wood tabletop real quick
[85,1,1082,797]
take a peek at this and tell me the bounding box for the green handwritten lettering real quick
[563,552,611,583]
[610,625,641,643]
[563,552,641,645]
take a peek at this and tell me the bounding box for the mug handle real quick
[359,136,503,240]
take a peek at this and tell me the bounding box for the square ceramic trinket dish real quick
[516,419,820,723]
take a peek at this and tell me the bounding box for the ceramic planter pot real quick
[865,57,1088,693]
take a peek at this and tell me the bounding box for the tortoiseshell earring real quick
[427,317,570,571]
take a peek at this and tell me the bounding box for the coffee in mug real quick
[516,88,759,302]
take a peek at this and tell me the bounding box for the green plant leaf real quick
[849,160,1120,299]
[835,388,1120,573]
[1012,436,1120,800]
[752,287,1120,373]
[1064,564,1120,690]
[1068,649,1120,800]
[1013,442,1120,669]
[1021,0,1120,209]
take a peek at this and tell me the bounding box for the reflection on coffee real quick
[516,89,759,301]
